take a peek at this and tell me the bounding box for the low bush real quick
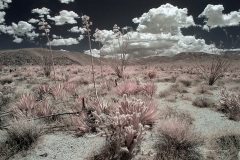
[192,96,215,108]
[0,118,43,158]
[91,95,157,159]
[155,117,202,160]
[115,80,140,96]
[219,87,240,121]
[177,77,192,87]
[205,133,240,160]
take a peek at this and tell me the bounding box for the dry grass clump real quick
[63,111,90,133]
[0,94,10,112]
[41,55,53,77]
[158,106,194,125]
[36,99,54,118]
[192,96,216,108]
[50,83,67,100]
[194,84,212,94]
[11,93,37,117]
[0,77,13,85]
[177,77,192,87]
[0,118,43,158]
[158,89,172,98]
[68,76,90,85]
[170,83,188,94]
[162,75,178,83]
[219,87,240,121]
[159,83,187,99]
[155,117,202,160]
[142,81,157,99]
[204,132,240,160]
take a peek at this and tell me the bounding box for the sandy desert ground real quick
[0,49,240,160]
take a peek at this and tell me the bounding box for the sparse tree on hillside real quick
[195,46,231,86]
[112,24,132,79]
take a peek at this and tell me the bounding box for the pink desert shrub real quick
[12,93,37,117]
[92,95,157,159]
[50,83,67,100]
[155,117,202,160]
[219,87,240,121]
[142,81,157,99]
[147,70,157,79]
[36,99,53,118]
[115,80,140,96]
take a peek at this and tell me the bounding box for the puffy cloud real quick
[0,11,5,23]
[60,49,69,52]
[28,18,39,23]
[32,7,50,16]
[84,49,100,58]
[165,35,214,56]
[78,35,84,41]
[68,26,85,33]
[52,34,61,39]
[95,4,212,57]
[3,21,39,42]
[0,0,12,10]
[99,31,213,57]
[6,21,34,35]
[47,10,79,25]
[26,31,39,40]
[0,24,5,33]
[199,4,240,28]
[93,29,114,44]
[13,36,23,43]
[59,0,74,4]
[49,37,79,46]
[132,3,195,35]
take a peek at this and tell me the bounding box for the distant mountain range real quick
[0,48,239,66]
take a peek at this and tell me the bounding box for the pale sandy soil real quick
[0,63,240,160]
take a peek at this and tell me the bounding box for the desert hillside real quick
[0,48,240,66]
[0,48,111,66]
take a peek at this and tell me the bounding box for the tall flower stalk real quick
[82,15,96,91]
[38,18,56,82]
[94,28,104,81]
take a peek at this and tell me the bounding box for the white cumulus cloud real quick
[84,49,100,58]
[47,10,79,25]
[78,35,84,41]
[0,11,5,23]
[13,36,23,43]
[32,7,50,16]
[3,21,39,42]
[0,0,12,10]
[97,4,213,57]
[59,0,74,4]
[49,37,79,46]
[93,29,114,44]
[199,4,240,29]
[26,31,39,40]
[68,26,85,33]
[132,3,195,35]
[28,18,39,23]
[98,31,213,57]
[0,24,5,33]
[6,21,34,35]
